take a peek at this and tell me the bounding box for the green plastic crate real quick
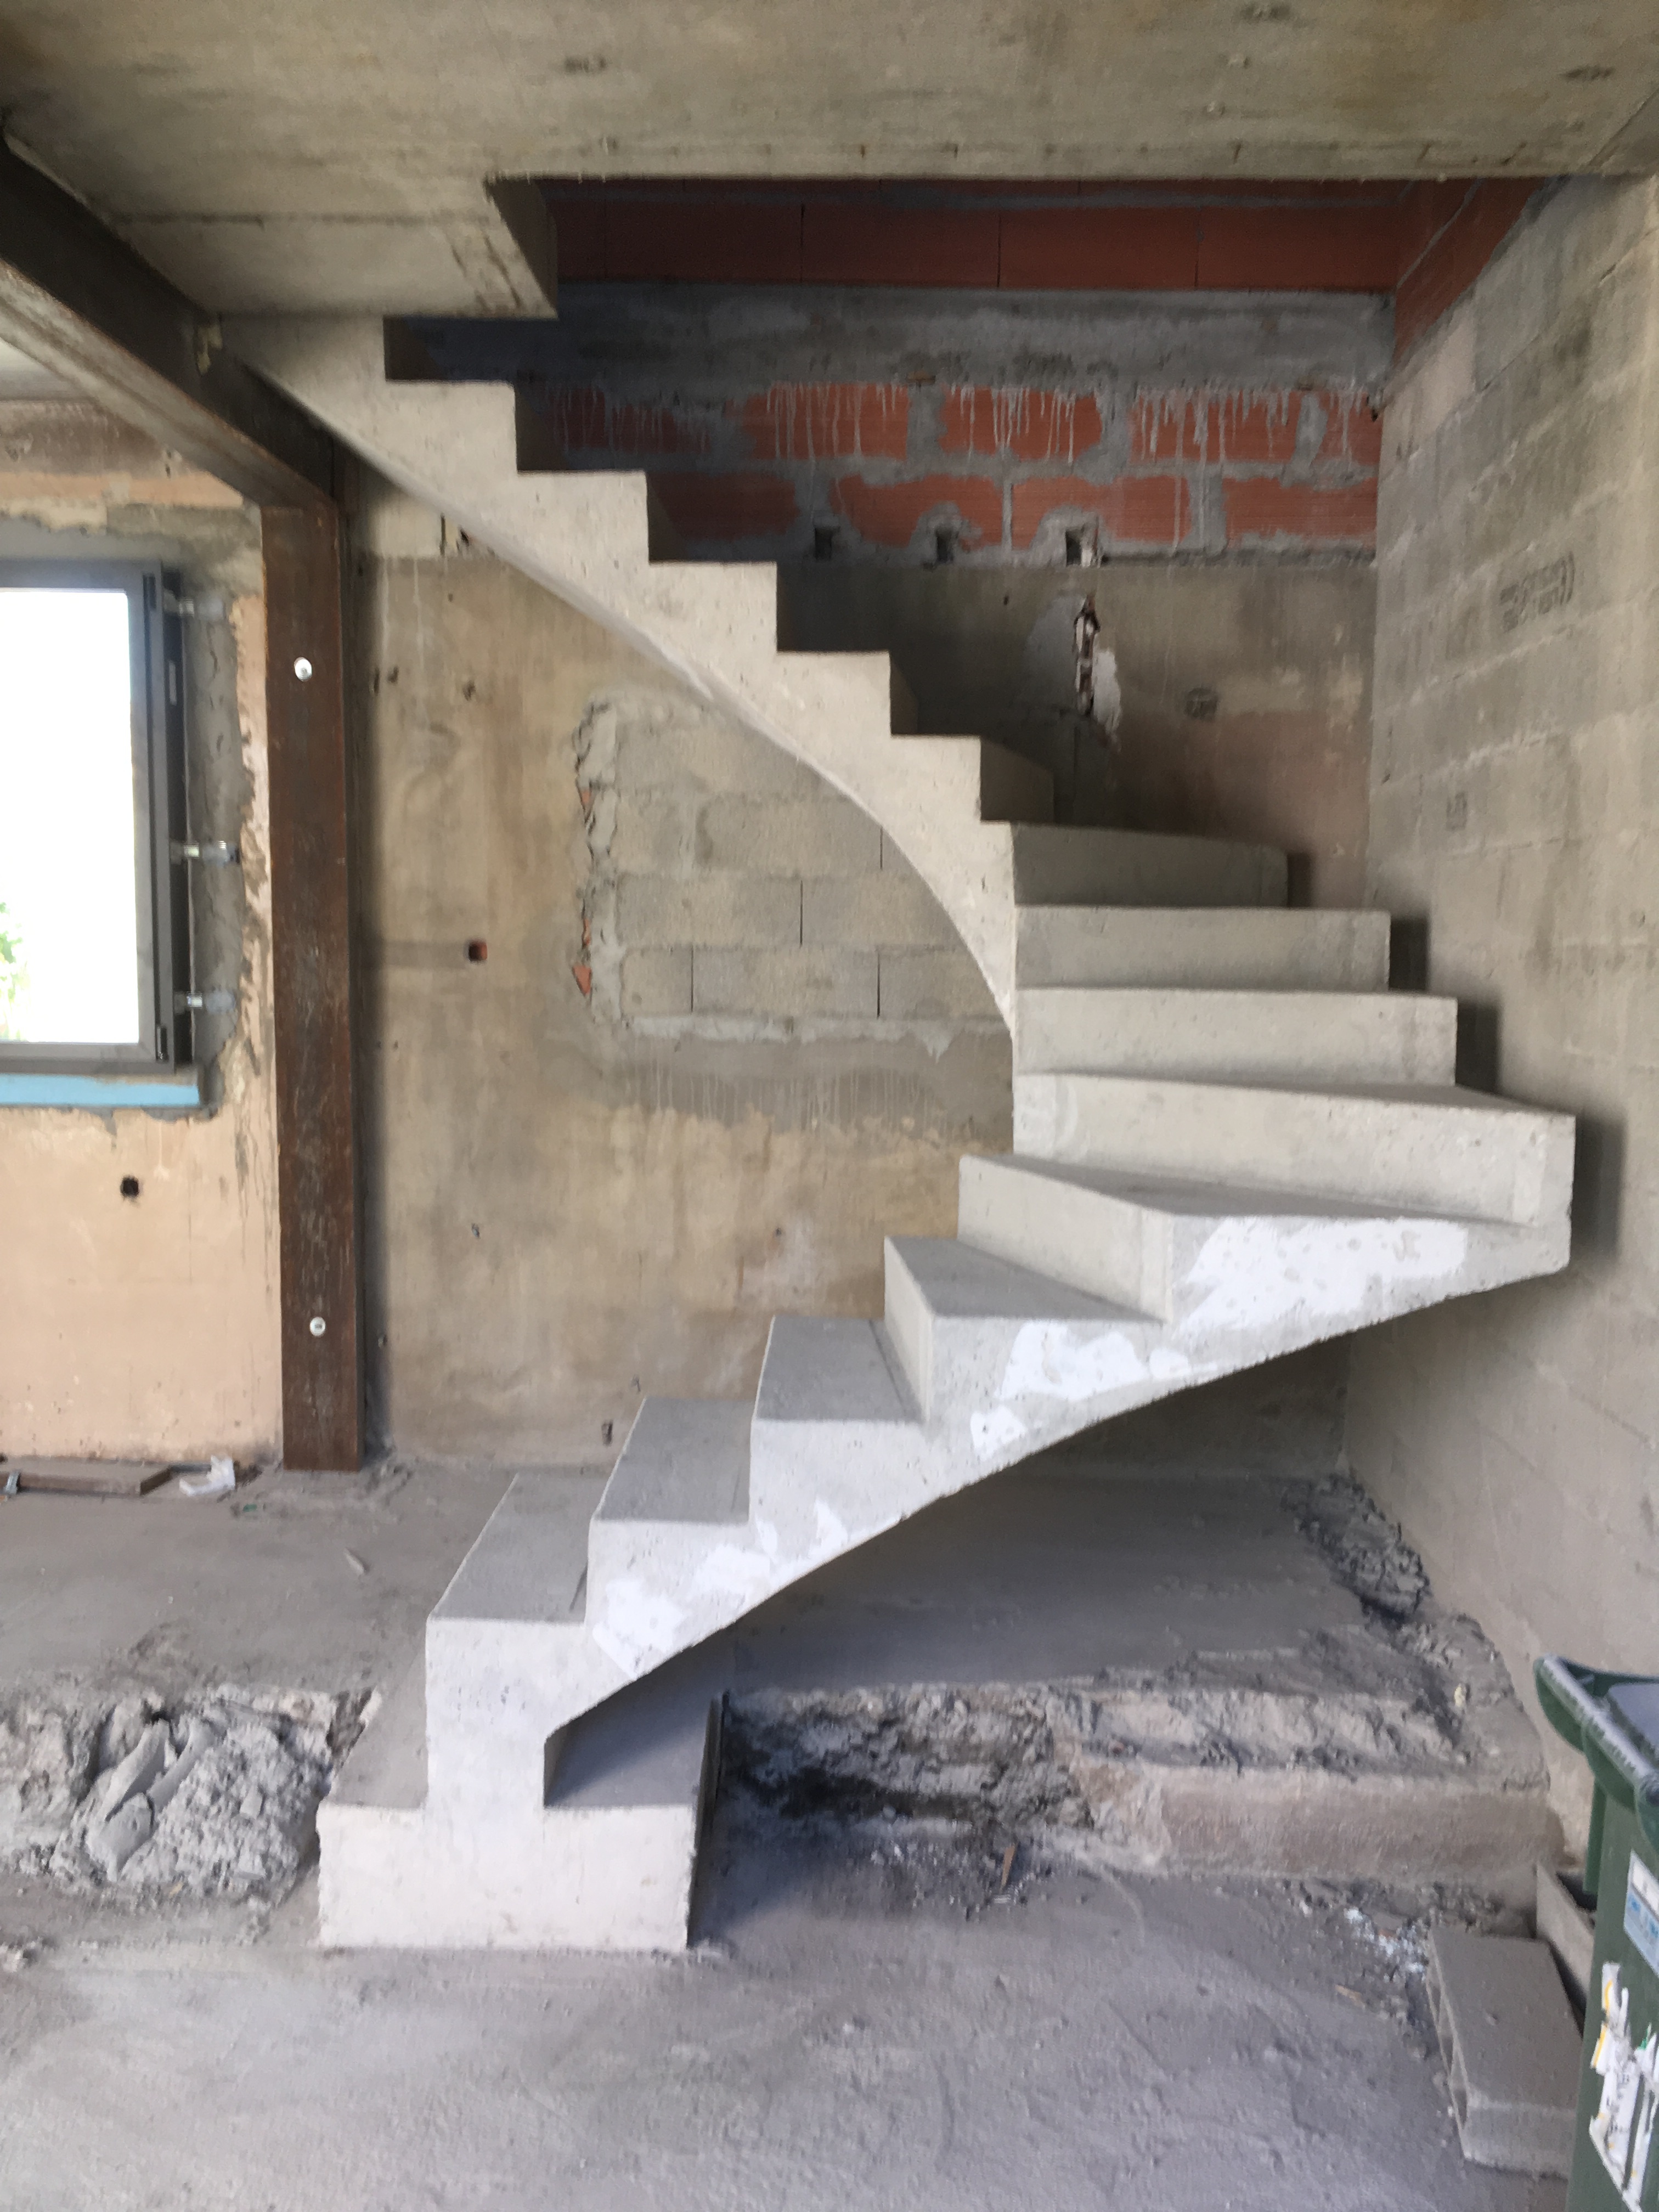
[1537,1657,1659,2211]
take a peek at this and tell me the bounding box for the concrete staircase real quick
[230,318,1576,1951]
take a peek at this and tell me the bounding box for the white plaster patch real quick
[998,1323,1175,1407]
[1178,1216,1470,1340]
[814,1500,850,1553]
[591,1578,687,1675]
[971,1404,1027,1460]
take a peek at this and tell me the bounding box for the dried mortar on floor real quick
[0,1685,369,1901]
[720,1475,1528,1869]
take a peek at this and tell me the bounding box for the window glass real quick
[0,588,140,1044]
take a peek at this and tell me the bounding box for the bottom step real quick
[318,1657,719,1951]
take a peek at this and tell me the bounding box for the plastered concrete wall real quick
[349,496,1011,1462]
[1346,180,1659,1837]
[784,563,1374,905]
[0,405,282,1460]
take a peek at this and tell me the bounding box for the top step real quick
[1015,905,1390,990]
[1008,827,1285,910]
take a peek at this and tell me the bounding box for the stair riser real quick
[317,1796,703,1951]
[1011,829,1286,910]
[958,1160,1571,1328]
[1015,909,1391,990]
[1014,1076,1576,1228]
[957,1159,1171,1317]
[1014,990,1457,1084]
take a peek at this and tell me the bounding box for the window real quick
[0,562,193,1080]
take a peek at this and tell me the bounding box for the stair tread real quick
[330,1657,426,1812]
[596,1397,750,1526]
[755,1316,919,1425]
[889,1234,1137,1321]
[431,1470,604,1626]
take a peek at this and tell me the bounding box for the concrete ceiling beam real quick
[0,139,332,506]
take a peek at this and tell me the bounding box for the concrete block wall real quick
[1347,178,1659,1839]
[572,685,996,1031]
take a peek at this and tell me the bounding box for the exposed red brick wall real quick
[544,179,1423,294]
[511,176,1542,561]
[519,375,1381,561]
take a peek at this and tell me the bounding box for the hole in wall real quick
[466,940,488,963]
[933,528,956,567]
[119,1175,140,1201]
[813,525,837,563]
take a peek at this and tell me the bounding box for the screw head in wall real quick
[294,656,314,682]
[309,1315,327,1338]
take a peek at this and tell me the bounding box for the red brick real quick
[1318,393,1384,467]
[830,473,1003,552]
[738,383,909,462]
[938,388,1104,464]
[1128,394,1216,463]
[606,198,802,283]
[1011,475,1190,551]
[544,195,606,280]
[1195,205,1405,291]
[541,387,710,457]
[648,472,799,543]
[1000,207,1200,290]
[1222,476,1376,547]
[803,205,1000,286]
[1395,179,1538,354]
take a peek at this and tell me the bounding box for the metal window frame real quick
[0,558,191,1075]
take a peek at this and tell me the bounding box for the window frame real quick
[0,558,191,1076]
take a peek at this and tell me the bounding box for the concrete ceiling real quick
[0,1,1655,315]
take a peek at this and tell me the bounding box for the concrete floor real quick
[0,1454,1568,2208]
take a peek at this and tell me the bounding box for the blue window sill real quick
[0,1069,203,1111]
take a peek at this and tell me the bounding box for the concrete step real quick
[1014,987,1457,1084]
[1008,827,1286,910]
[588,1397,752,1614]
[1014,906,1391,990]
[956,1160,1557,1325]
[883,1233,1129,1416]
[424,1470,622,1813]
[896,735,1055,825]
[749,1316,922,1531]
[1012,1075,1577,1228]
[318,1652,717,1951]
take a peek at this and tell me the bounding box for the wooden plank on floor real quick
[264,503,363,1471]
[9,1459,174,1497]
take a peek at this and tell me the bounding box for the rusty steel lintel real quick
[264,505,363,1470]
[0,139,332,507]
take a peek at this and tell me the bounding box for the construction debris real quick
[0,1685,369,1902]
[1428,1925,1581,2174]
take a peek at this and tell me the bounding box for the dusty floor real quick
[2,1822,1563,2212]
[0,1454,1570,2208]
